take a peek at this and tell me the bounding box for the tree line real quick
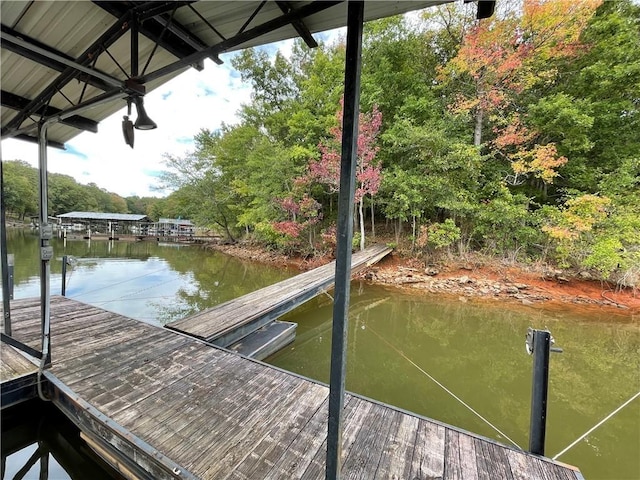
[1,159,168,220]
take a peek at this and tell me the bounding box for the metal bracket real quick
[40,223,53,240]
[526,327,563,355]
[40,246,54,261]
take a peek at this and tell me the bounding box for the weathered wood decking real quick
[2,296,584,480]
[167,244,392,346]
[1,343,39,409]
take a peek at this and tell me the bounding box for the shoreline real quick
[206,242,639,316]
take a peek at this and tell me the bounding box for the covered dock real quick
[57,211,150,237]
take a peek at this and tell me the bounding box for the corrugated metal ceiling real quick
[1,1,451,148]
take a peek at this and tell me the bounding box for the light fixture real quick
[122,100,134,148]
[133,96,157,130]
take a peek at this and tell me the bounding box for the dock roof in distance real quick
[158,218,194,226]
[57,212,148,222]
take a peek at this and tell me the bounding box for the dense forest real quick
[4,1,639,287]
[2,159,165,220]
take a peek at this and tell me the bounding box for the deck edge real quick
[44,371,199,480]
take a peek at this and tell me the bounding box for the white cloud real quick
[2,56,253,198]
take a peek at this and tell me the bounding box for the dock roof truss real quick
[0,1,456,149]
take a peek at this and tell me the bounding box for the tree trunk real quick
[370,197,375,239]
[359,197,365,251]
[395,218,402,244]
[412,214,417,251]
[474,106,483,147]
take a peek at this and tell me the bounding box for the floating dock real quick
[1,296,583,480]
[0,344,39,409]
[167,244,392,357]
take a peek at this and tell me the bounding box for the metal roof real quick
[1,1,451,150]
[158,218,194,226]
[57,212,148,221]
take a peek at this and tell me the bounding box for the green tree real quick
[2,160,38,219]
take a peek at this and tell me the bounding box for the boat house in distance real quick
[57,211,149,237]
[154,218,195,237]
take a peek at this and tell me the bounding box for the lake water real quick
[3,230,639,479]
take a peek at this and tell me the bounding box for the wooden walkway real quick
[167,244,392,346]
[1,343,39,408]
[2,297,584,480]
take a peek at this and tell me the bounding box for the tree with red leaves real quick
[306,100,382,250]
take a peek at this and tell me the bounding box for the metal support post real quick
[1,158,12,333]
[326,2,363,479]
[38,123,52,364]
[61,255,67,296]
[527,328,552,455]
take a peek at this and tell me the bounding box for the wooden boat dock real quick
[1,296,584,479]
[167,244,392,352]
[0,344,39,409]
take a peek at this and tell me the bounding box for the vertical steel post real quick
[529,329,551,455]
[61,255,67,296]
[1,158,12,334]
[326,2,363,479]
[38,123,52,364]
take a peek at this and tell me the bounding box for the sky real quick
[1,39,304,199]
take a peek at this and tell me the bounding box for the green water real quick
[5,230,639,479]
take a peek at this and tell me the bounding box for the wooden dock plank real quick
[410,418,446,479]
[341,403,398,479]
[195,381,327,478]
[142,367,281,454]
[0,345,38,381]
[173,369,305,470]
[224,393,330,480]
[300,395,406,480]
[167,245,392,343]
[109,350,238,426]
[373,414,420,479]
[2,296,583,480]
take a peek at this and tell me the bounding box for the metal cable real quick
[552,391,640,460]
[368,326,523,450]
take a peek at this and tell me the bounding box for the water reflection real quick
[6,231,294,325]
[1,400,122,479]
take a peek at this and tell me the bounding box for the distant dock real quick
[167,244,392,357]
[1,296,584,479]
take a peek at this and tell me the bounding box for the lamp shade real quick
[133,97,157,130]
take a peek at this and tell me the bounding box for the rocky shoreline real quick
[359,266,625,309]
[206,243,638,314]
